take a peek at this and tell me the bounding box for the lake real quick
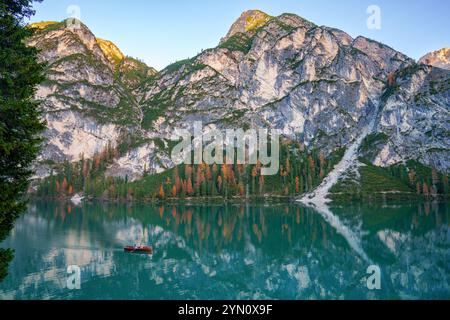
[0,201,449,300]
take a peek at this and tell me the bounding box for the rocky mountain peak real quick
[419,47,450,70]
[27,19,111,69]
[221,9,272,43]
[28,21,59,30]
[96,38,125,66]
[25,18,159,174]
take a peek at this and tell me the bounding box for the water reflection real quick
[0,201,448,299]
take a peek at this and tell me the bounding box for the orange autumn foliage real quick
[172,185,177,197]
[159,185,165,199]
[295,176,300,193]
[217,175,223,192]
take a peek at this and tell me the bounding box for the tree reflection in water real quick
[0,201,448,299]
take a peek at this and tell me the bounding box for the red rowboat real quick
[124,245,153,254]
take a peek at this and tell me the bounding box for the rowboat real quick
[124,245,153,254]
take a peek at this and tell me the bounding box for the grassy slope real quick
[330,163,413,201]
[329,159,450,202]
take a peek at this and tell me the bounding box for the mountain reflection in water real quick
[0,201,448,300]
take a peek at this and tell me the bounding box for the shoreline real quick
[28,193,449,206]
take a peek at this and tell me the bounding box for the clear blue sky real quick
[28,0,450,70]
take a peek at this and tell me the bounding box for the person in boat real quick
[124,242,152,254]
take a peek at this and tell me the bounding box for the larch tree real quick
[158,185,165,199]
[171,185,177,198]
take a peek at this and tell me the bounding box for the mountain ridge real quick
[27,11,450,199]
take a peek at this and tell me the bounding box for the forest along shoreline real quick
[31,139,450,205]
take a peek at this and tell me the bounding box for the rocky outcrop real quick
[419,48,450,70]
[221,10,272,43]
[376,65,450,171]
[27,20,157,178]
[96,38,125,66]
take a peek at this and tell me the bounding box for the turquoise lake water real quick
[0,201,449,299]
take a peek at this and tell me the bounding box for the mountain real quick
[27,20,157,178]
[419,48,450,70]
[27,11,450,199]
[221,9,272,43]
[134,11,448,173]
[95,38,124,66]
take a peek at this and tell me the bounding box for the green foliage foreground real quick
[0,0,44,282]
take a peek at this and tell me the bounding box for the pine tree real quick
[416,182,422,195]
[127,188,134,201]
[431,168,440,188]
[0,0,45,224]
[430,185,438,198]
[423,182,430,198]
[0,0,44,283]
[443,175,449,195]
[408,169,416,186]
[259,175,265,195]
[251,167,257,194]
[238,183,245,197]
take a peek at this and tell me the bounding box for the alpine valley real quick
[29,10,450,202]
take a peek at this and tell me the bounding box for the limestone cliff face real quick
[29,12,450,181]
[137,12,448,173]
[27,20,152,178]
[375,65,450,171]
[419,48,450,70]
